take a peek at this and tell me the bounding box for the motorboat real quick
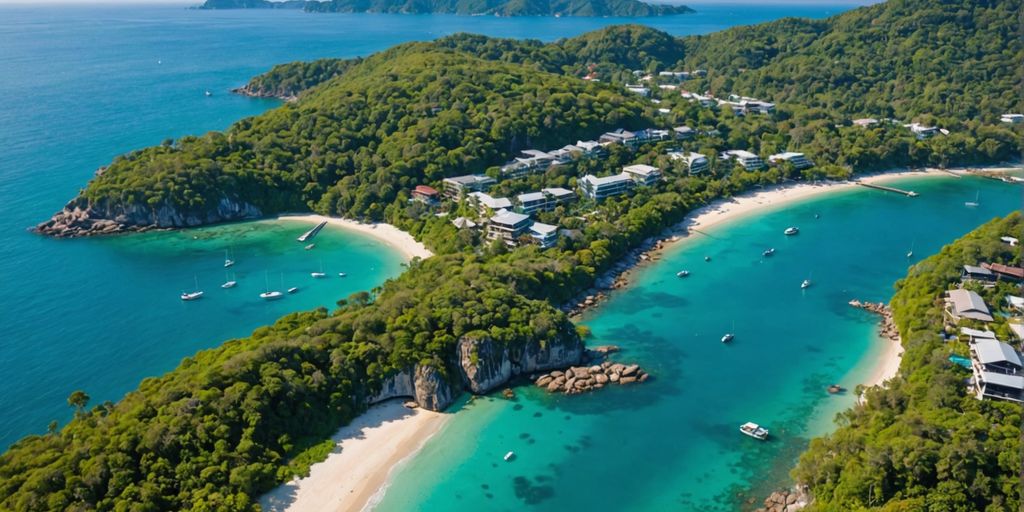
[739,422,769,440]
[287,287,299,294]
[784,227,799,236]
[677,270,690,278]
[221,280,237,289]
[763,248,775,257]
[180,291,203,301]
[801,279,812,289]
[259,291,283,300]
[504,451,515,461]
[721,333,734,343]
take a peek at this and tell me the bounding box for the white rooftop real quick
[723,149,759,160]
[960,327,997,340]
[491,211,530,225]
[529,222,558,235]
[622,164,660,176]
[542,187,575,198]
[517,192,546,203]
[973,338,1022,367]
[582,173,633,186]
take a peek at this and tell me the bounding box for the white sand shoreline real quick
[864,334,904,389]
[259,400,449,512]
[278,215,433,261]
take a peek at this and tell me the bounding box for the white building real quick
[467,191,513,214]
[528,222,559,248]
[908,123,940,139]
[487,211,532,245]
[622,164,662,186]
[500,150,555,179]
[579,173,635,201]
[625,85,650,97]
[1000,113,1024,124]
[514,187,576,215]
[670,151,709,174]
[443,174,496,197]
[970,338,1024,403]
[720,150,765,171]
[768,152,815,170]
[852,118,879,127]
[681,91,716,108]
[945,289,994,322]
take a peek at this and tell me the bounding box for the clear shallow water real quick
[376,176,1023,511]
[0,2,855,448]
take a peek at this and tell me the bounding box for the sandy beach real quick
[260,400,449,512]
[864,336,904,388]
[279,215,433,261]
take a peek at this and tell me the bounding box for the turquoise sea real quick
[376,176,1023,511]
[0,2,858,449]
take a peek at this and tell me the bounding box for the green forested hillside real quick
[682,0,1024,121]
[793,213,1022,511]
[201,0,694,16]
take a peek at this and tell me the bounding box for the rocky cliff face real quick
[370,326,583,410]
[34,195,263,237]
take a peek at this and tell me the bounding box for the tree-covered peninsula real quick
[198,0,695,17]
[9,0,1024,509]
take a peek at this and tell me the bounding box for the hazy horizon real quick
[0,0,880,5]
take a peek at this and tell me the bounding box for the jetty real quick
[297,220,328,243]
[857,182,918,197]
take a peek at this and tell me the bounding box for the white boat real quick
[338,272,347,278]
[224,249,235,268]
[721,333,734,343]
[965,190,980,207]
[906,251,913,258]
[311,272,327,278]
[784,227,799,236]
[677,270,690,278]
[205,90,212,97]
[503,451,515,461]
[221,281,237,289]
[259,291,283,300]
[763,248,775,257]
[801,279,812,289]
[288,287,299,294]
[739,422,769,440]
[181,276,203,301]
[305,243,316,250]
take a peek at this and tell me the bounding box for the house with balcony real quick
[720,150,765,171]
[528,222,559,248]
[599,129,638,147]
[768,152,815,170]
[945,288,994,322]
[673,126,695,140]
[907,123,940,139]
[670,151,709,174]
[467,191,513,215]
[579,173,634,201]
[970,338,1024,403]
[622,164,662,186]
[411,185,440,204]
[487,211,532,245]
[443,174,496,198]
[500,150,555,179]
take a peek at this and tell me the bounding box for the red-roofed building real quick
[412,185,440,204]
[982,262,1024,282]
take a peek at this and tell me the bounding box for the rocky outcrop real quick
[34,195,262,238]
[534,361,649,395]
[755,487,809,512]
[369,364,456,411]
[455,326,584,395]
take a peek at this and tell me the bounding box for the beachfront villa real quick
[579,173,635,201]
[622,164,662,186]
[528,222,559,248]
[669,151,709,174]
[467,191,513,214]
[945,289,994,322]
[720,150,765,171]
[768,152,815,170]
[1000,113,1024,124]
[969,338,1024,403]
[486,210,532,245]
[443,174,496,198]
[515,187,576,215]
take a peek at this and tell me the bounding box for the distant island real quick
[197,0,695,17]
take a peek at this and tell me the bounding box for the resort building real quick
[635,129,671,144]
[451,217,477,230]
[1000,113,1024,124]
[622,164,662,186]
[579,173,635,201]
[411,185,440,204]
[599,129,638,147]
[970,338,1024,403]
[542,187,576,207]
[981,262,1024,282]
[670,152,709,175]
[467,191,513,214]
[501,150,556,179]
[852,118,879,127]
[720,94,776,115]
[528,222,559,248]
[575,140,603,155]
[658,71,690,81]
[908,123,940,139]
[960,327,997,344]
[547,145,581,164]
[1005,295,1024,311]
[514,187,576,216]
[443,174,496,198]
[680,91,716,108]
[720,150,765,171]
[768,152,815,170]
[945,289,994,322]
[487,211,532,245]
[673,126,695,139]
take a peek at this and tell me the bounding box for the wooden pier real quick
[857,182,918,197]
[297,220,328,243]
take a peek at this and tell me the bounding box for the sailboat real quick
[223,249,235,268]
[801,271,813,289]
[181,276,204,301]
[259,271,283,300]
[721,321,735,343]
[964,191,980,207]
[906,241,914,259]
[221,271,237,289]
[311,260,327,278]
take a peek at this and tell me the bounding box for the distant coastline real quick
[195,0,695,17]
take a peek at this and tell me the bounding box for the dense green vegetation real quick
[200,0,694,16]
[793,213,1023,511]
[9,0,1024,509]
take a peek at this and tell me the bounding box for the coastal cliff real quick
[35,195,262,237]
[371,325,584,409]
